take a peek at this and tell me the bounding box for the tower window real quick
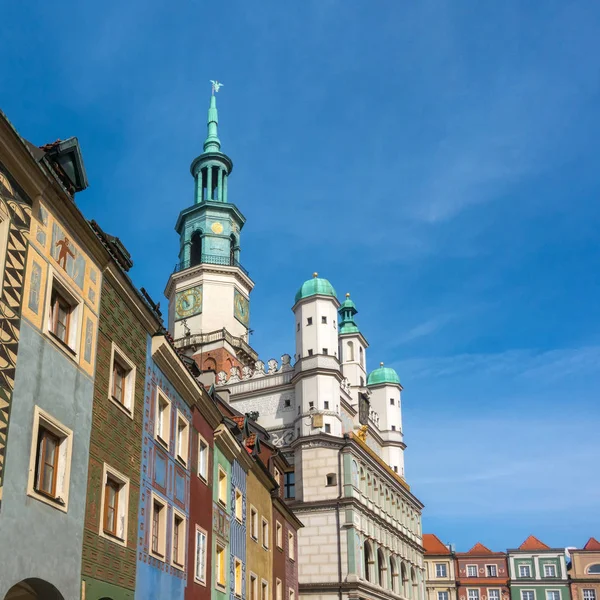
[393,466,398,473]
[321,316,327,324]
[284,399,291,408]
[297,323,300,331]
[333,320,336,329]
[307,349,313,356]
[324,423,331,433]
[322,348,328,355]
[309,401,314,409]
[324,401,329,410]
[390,398,395,405]
[391,425,396,431]
[326,473,337,486]
[307,317,312,326]
[360,376,364,386]
[190,230,202,267]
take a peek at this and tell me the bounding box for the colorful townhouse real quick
[455,543,510,600]
[423,534,457,600]
[568,538,600,600]
[0,112,108,599]
[80,221,163,600]
[135,332,199,599]
[508,537,570,600]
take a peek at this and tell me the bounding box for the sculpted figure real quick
[267,358,278,374]
[217,371,227,385]
[252,360,266,377]
[242,365,253,379]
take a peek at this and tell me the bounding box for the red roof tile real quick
[584,538,600,551]
[423,534,451,555]
[519,536,550,551]
[245,433,256,448]
[232,416,245,429]
[466,542,494,555]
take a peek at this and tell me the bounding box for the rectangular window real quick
[467,565,478,577]
[108,343,136,415]
[289,589,295,600]
[194,527,207,584]
[544,564,557,577]
[390,398,395,405]
[216,543,226,589]
[322,348,328,355]
[391,425,396,431]
[235,488,243,521]
[262,580,268,600]
[522,592,535,600]
[28,407,73,512]
[519,565,532,578]
[150,495,167,558]
[250,574,258,600]
[235,558,243,596]
[583,591,596,600]
[276,579,283,600]
[322,316,327,324]
[307,317,312,326]
[284,472,295,499]
[176,412,189,465]
[101,464,133,545]
[324,401,329,410]
[436,563,448,577]
[218,467,227,507]
[468,591,480,600]
[439,593,449,600]
[155,390,171,447]
[487,565,498,577]
[49,289,72,344]
[262,517,269,549]
[250,506,259,540]
[547,592,561,600]
[172,510,186,568]
[324,423,331,433]
[288,531,295,560]
[489,590,500,600]
[46,272,82,356]
[307,349,313,356]
[198,436,209,481]
[103,478,119,536]
[276,521,283,548]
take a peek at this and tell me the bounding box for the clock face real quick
[175,286,203,320]
[233,289,250,326]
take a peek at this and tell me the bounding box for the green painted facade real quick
[84,576,135,600]
[509,551,570,600]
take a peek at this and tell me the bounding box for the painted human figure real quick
[55,237,75,269]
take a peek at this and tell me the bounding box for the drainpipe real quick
[337,434,350,600]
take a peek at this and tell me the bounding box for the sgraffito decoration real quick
[0,164,32,509]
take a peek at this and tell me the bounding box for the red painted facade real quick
[185,404,216,600]
[455,543,509,600]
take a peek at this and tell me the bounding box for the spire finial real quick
[380,362,384,367]
[346,292,351,298]
[204,81,222,153]
[313,272,318,278]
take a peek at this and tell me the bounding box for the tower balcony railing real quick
[174,327,258,361]
[174,254,249,277]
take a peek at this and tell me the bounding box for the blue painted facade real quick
[230,460,247,600]
[135,334,193,600]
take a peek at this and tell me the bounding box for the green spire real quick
[338,292,360,334]
[203,93,221,153]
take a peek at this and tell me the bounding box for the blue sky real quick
[2,0,600,551]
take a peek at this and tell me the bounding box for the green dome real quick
[294,273,337,303]
[367,363,401,386]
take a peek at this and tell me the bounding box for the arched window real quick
[351,460,359,488]
[229,234,237,265]
[366,474,372,498]
[359,467,366,495]
[347,341,355,362]
[401,562,409,598]
[410,566,418,600]
[190,230,202,267]
[378,549,386,587]
[364,541,374,582]
[390,557,399,592]
[588,564,600,574]
[359,346,364,367]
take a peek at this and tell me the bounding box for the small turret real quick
[338,293,368,394]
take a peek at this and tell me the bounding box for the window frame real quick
[438,593,449,600]
[44,269,83,360]
[276,579,282,600]
[194,525,208,585]
[486,564,498,577]
[261,516,269,550]
[288,531,295,561]
[289,589,295,600]
[235,488,243,522]
[217,466,228,508]
[546,591,561,600]
[171,507,187,569]
[276,521,283,549]
[175,410,190,466]
[467,564,478,577]
[544,564,557,578]
[198,434,209,482]
[27,406,73,512]
[521,591,535,600]
[261,579,269,600]
[249,572,258,600]
[250,505,259,541]
[234,557,243,596]
[98,463,130,546]
[155,389,171,448]
[436,563,448,578]
[488,589,501,600]
[467,590,480,600]
[108,342,137,417]
[582,590,596,600]
[149,493,168,559]
[519,564,532,578]
[215,541,227,590]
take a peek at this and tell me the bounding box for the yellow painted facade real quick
[22,198,100,377]
[246,468,273,600]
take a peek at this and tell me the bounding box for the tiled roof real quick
[245,433,256,448]
[518,536,551,551]
[465,542,494,555]
[423,534,451,555]
[584,538,600,551]
[231,416,245,429]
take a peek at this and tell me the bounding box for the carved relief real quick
[252,360,266,377]
[217,370,227,385]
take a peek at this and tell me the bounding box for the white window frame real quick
[194,526,208,585]
[249,572,258,600]
[217,466,228,507]
[44,268,84,360]
[262,516,269,550]
[155,389,171,448]
[198,434,209,481]
[27,406,73,512]
[467,564,478,577]
[171,507,187,570]
[486,564,498,577]
[544,564,557,578]
[175,410,190,466]
[250,505,259,541]
[149,492,168,560]
[546,591,561,600]
[468,590,480,600]
[438,592,449,600]
[288,531,295,561]
[98,463,130,546]
[107,342,136,417]
[488,589,501,600]
[276,578,282,600]
[436,563,448,577]
[582,590,596,600]
[234,557,243,596]
[521,590,535,600]
[235,488,243,522]
[276,520,283,548]
[519,564,532,578]
[261,579,269,600]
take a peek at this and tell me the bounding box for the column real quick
[218,168,223,201]
[223,173,228,203]
[207,165,213,200]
